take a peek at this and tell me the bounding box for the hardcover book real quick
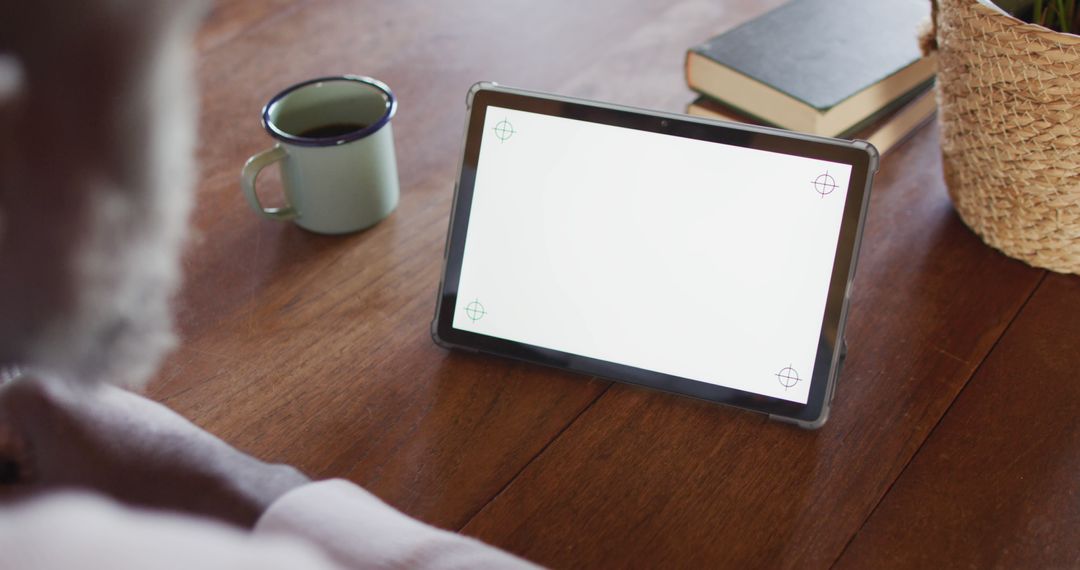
[685,0,935,137]
[686,83,938,156]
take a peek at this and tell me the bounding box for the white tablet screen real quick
[452,106,852,404]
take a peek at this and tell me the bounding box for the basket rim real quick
[966,0,1080,44]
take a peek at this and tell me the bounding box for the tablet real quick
[432,83,878,428]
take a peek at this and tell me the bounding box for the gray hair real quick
[0,1,207,387]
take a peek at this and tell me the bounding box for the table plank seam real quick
[199,0,313,56]
[827,269,1048,569]
[453,381,614,533]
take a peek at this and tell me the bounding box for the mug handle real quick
[241,145,297,220]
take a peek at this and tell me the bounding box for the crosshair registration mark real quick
[464,299,486,322]
[493,119,515,142]
[812,171,838,197]
[775,365,801,390]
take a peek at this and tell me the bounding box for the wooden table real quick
[151,1,1080,567]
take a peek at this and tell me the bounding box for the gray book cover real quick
[690,0,930,111]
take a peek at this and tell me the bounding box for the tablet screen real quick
[451,106,853,405]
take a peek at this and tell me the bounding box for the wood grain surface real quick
[458,122,1045,569]
[147,1,1080,567]
[835,272,1079,569]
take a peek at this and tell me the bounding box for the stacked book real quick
[684,0,937,155]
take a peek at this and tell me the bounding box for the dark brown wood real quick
[835,272,1080,569]
[145,1,1078,567]
[458,120,1045,568]
[153,0,688,531]
[195,0,303,53]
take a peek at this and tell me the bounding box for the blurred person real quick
[0,2,537,568]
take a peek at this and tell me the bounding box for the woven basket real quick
[930,0,1080,274]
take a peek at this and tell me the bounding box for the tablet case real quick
[434,82,878,429]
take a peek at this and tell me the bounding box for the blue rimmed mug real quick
[241,75,400,234]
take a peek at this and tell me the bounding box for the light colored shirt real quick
[0,479,540,569]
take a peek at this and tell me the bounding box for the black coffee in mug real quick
[243,75,399,234]
[297,122,368,138]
